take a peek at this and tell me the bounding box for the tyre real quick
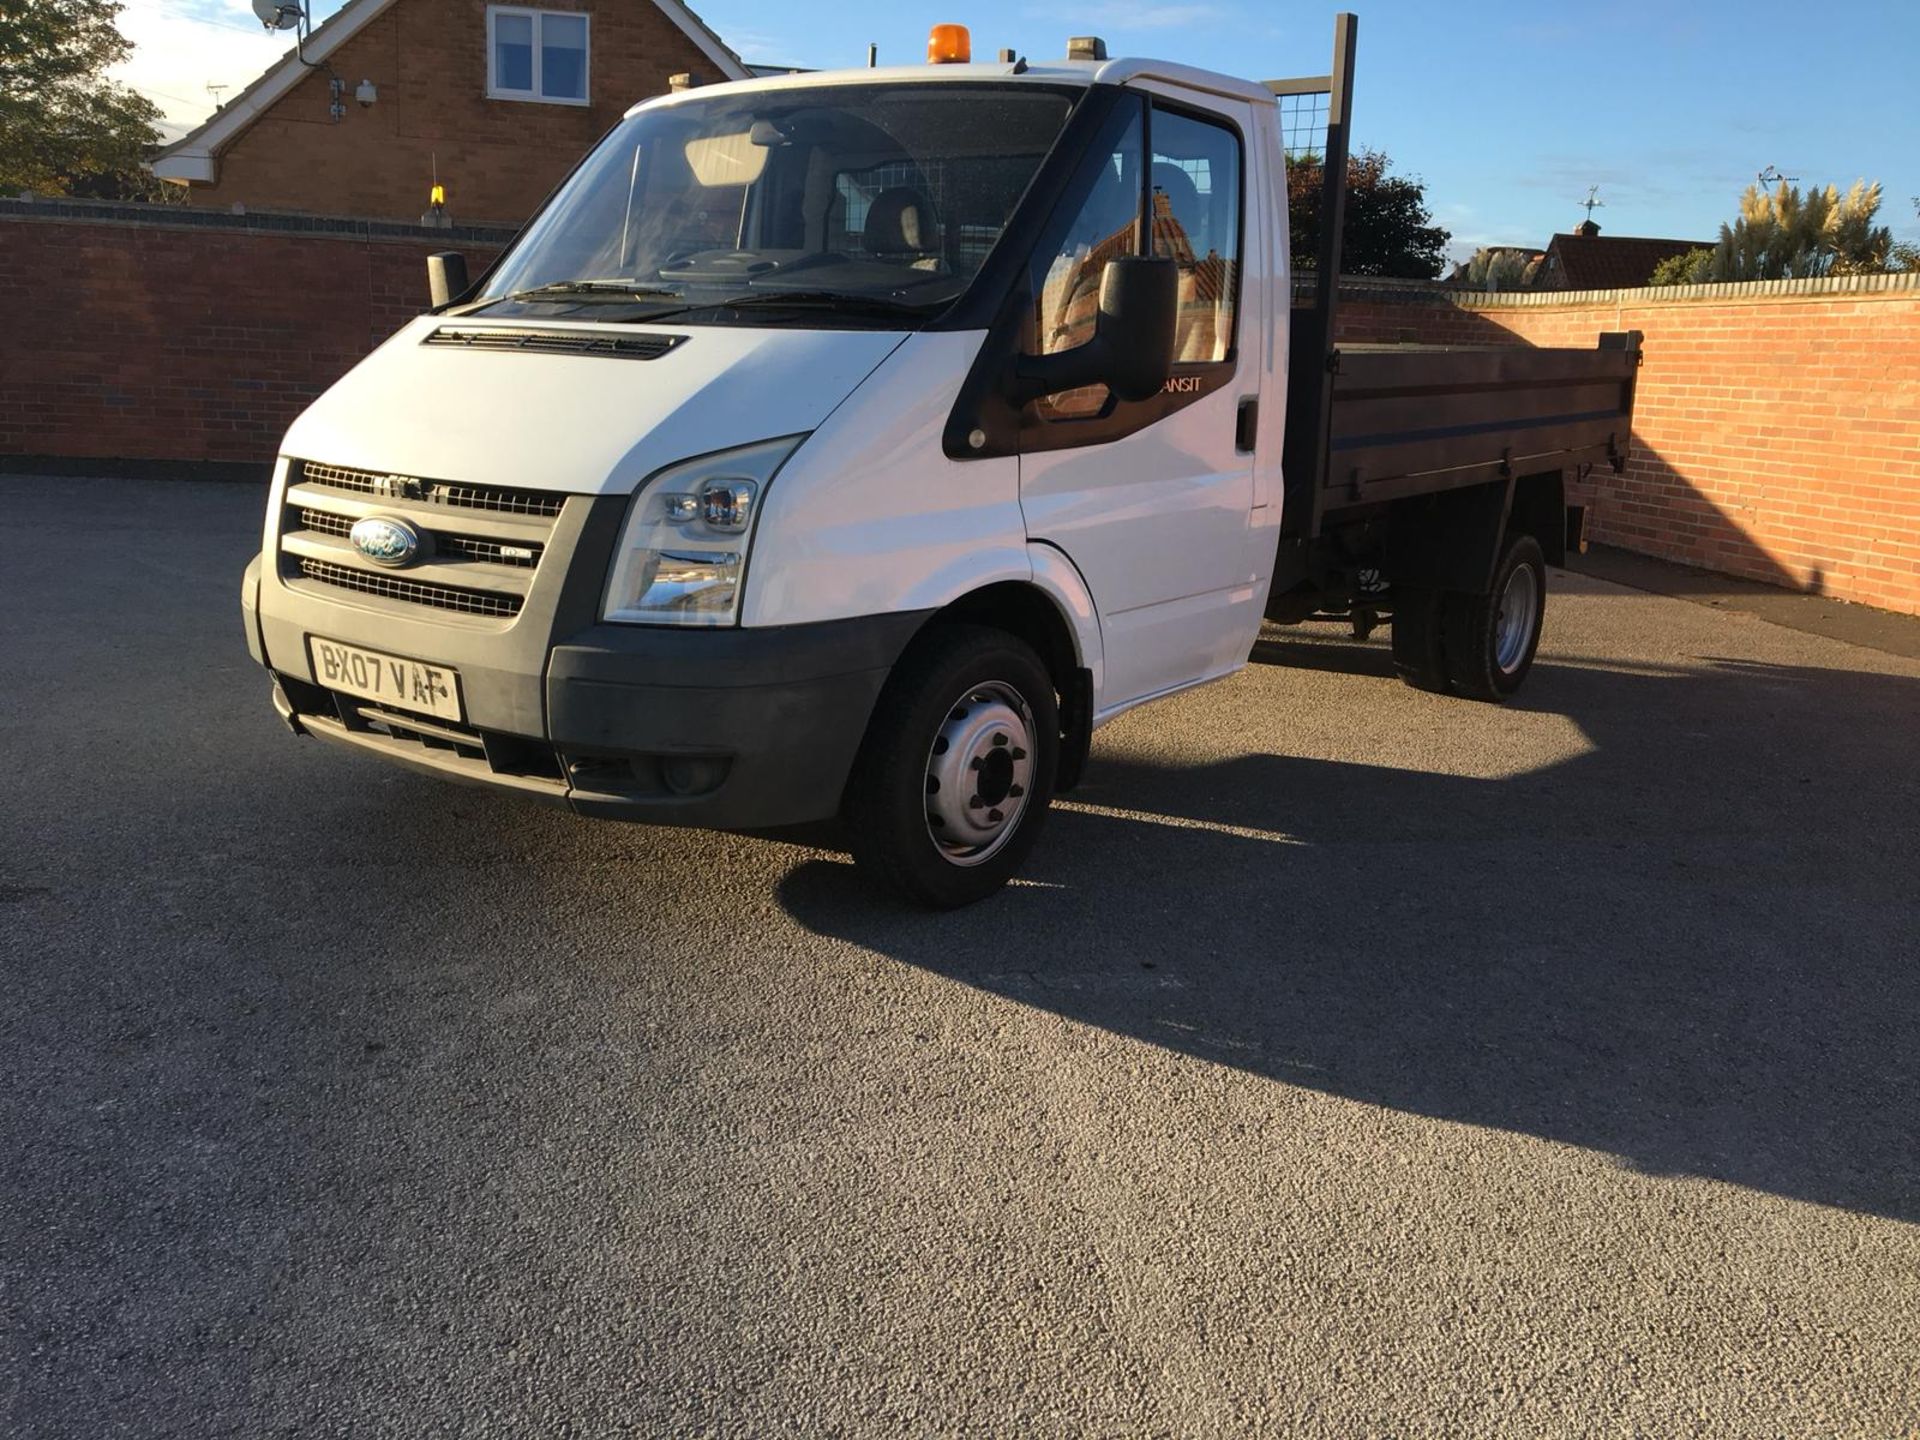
[1391,585,1450,693]
[843,624,1058,908]
[1443,533,1547,701]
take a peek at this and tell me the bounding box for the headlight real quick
[601,435,805,626]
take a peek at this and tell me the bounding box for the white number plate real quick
[309,637,463,722]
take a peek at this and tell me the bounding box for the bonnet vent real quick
[424,326,687,359]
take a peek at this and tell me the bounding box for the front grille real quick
[277,673,567,791]
[297,507,541,568]
[281,460,574,622]
[349,700,487,753]
[296,558,522,618]
[423,325,687,360]
[301,507,352,538]
[299,462,564,518]
[428,483,564,519]
[434,534,542,568]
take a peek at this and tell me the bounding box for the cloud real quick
[1518,154,1740,218]
[108,0,344,128]
[699,19,798,65]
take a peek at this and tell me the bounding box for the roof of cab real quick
[625,55,1276,119]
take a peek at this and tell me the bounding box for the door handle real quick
[1235,397,1259,454]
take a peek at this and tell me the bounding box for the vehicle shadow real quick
[776,650,1920,1222]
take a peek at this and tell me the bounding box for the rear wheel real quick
[1443,533,1547,701]
[843,624,1058,908]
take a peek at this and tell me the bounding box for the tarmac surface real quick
[4,475,1918,1437]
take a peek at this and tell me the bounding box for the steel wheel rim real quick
[922,681,1035,867]
[1494,562,1539,673]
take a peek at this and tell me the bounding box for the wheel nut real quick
[991,733,1008,748]
[988,808,1004,823]
[1008,784,1024,798]
[1010,747,1027,761]
[969,756,982,770]
[969,795,986,809]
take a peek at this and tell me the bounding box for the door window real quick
[1027,99,1145,419]
[1023,97,1242,423]
[1148,105,1241,363]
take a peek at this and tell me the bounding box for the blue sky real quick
[117,0,1920,262]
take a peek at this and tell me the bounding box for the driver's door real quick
[1017,91,1264,712]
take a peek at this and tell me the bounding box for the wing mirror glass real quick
[1010,256,1177,407]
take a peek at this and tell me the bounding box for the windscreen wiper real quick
[720,290,948,314]
[617,290,951,324]
[503,280,685,303]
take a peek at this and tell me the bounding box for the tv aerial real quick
[251,0,336,100]
[252,0,304,30]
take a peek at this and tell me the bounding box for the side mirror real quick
[1011,255,1177,407]
[427,251,470,309]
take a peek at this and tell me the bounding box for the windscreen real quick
[474,82,1079,325]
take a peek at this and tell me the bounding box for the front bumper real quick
[247,482,930,829]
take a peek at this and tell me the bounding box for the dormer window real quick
[487,6,590,105]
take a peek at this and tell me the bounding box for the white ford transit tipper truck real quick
[240,14,1641,905]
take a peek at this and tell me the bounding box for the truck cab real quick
[240,19,1637,905]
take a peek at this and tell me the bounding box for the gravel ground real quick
[4,475,1918,1437]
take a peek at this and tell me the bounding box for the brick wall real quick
[1325,276,1920,616]
[179,0,722,225]
[0,202,504,471]
[4,203,1917,614]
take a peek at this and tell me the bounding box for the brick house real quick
[152,0,750,225]
[1534,220,1708,290]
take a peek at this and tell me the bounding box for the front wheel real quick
[1443,533,1547,701]
[843,624,1059,908]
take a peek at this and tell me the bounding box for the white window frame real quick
[486,6,591,107]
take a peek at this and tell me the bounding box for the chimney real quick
[1575,219,1601,238]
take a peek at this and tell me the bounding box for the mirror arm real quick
[1004,256,1178,407]
[1006,344,1108,407]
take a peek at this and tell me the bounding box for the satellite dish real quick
[253,0,302,31]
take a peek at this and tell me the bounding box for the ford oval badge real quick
[349,515,421,567]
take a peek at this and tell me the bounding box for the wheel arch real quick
[1508,468,1568,567]
[909,569,1099,792]
[917,580,1085,692]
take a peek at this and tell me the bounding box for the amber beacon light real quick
[926,23,970,63]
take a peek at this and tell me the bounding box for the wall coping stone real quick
[0,196,518,245]
[1292,268,1920,309]
[11,201,1913,303]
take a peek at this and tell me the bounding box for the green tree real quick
[1705,180,1894,281]
[0,0,163,198]
[1288,148,1451,279]
[1647,247,1714,286]
[1894,195,1920,271]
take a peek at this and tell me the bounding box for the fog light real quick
[660,755,730,796]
